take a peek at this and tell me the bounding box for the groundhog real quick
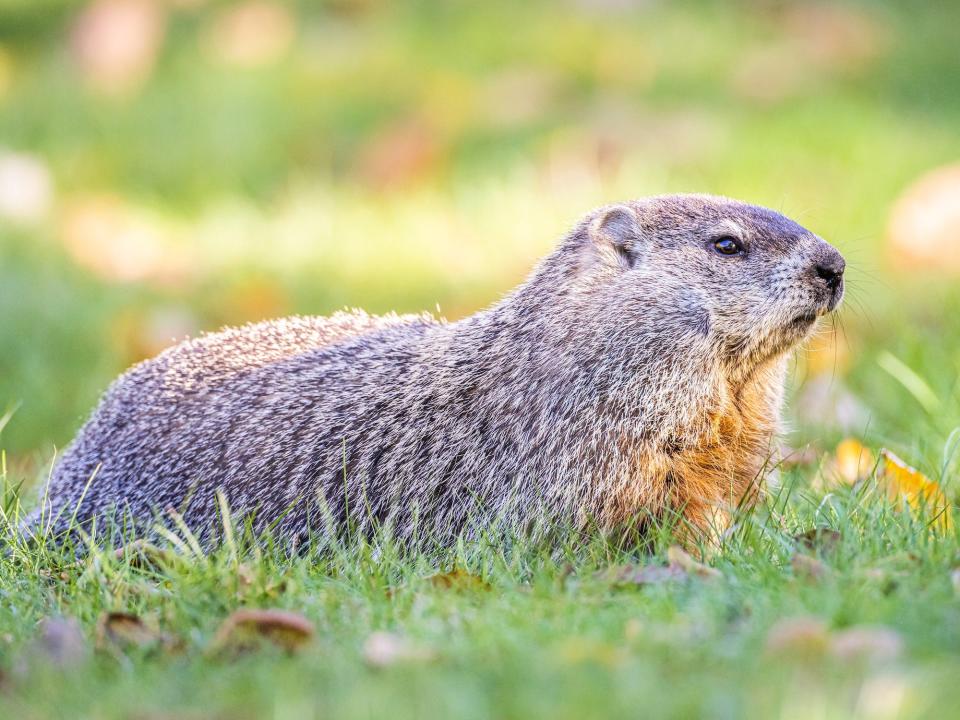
[28,194,844,548]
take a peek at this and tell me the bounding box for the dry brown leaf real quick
[210,608,314,655]
[791,553,829,581]
[426,568,491,592]
[829,626,903,662]
[835,438,876,484]
[666,545,723,580]
[96,612,162,651]
[764,617,830,656]
[362,631,436,668]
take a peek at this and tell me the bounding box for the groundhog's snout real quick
[811,243,845,311]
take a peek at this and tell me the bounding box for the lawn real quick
[1,0,959,717]
[1,466,959,719]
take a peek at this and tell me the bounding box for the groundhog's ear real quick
[589,205,643,268]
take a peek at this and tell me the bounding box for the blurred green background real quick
[1,0,959,479]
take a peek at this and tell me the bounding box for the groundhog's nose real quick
[813,249,845,292]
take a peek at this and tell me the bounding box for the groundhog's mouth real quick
[793,290,843,327]
[826,288,844,312]
[791,311,819,327]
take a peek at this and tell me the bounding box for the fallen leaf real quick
[764,617,830,656]
[829,626,903,662]
[791,553,829,581]
[835,438,875,484]
[793,528,842,554]
[362,631,436,668]
[96,612,163,651]
[210,609,314,655]
[426,568,491,592]
[666,545,723,580]
[878,448,953,532]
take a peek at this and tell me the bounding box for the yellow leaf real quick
[878,449,953,532]
[835,438,875,484]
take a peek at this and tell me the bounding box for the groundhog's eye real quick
[713,237,743,256]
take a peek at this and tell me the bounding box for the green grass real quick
[2,0,960,716]
[1,465,959,719]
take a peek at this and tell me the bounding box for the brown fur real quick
[30,195,844,548]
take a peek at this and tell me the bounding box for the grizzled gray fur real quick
[30,195,845,547]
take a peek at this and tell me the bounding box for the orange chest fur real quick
[601,389,778,534]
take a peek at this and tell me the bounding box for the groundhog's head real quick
[579,194,845,369]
